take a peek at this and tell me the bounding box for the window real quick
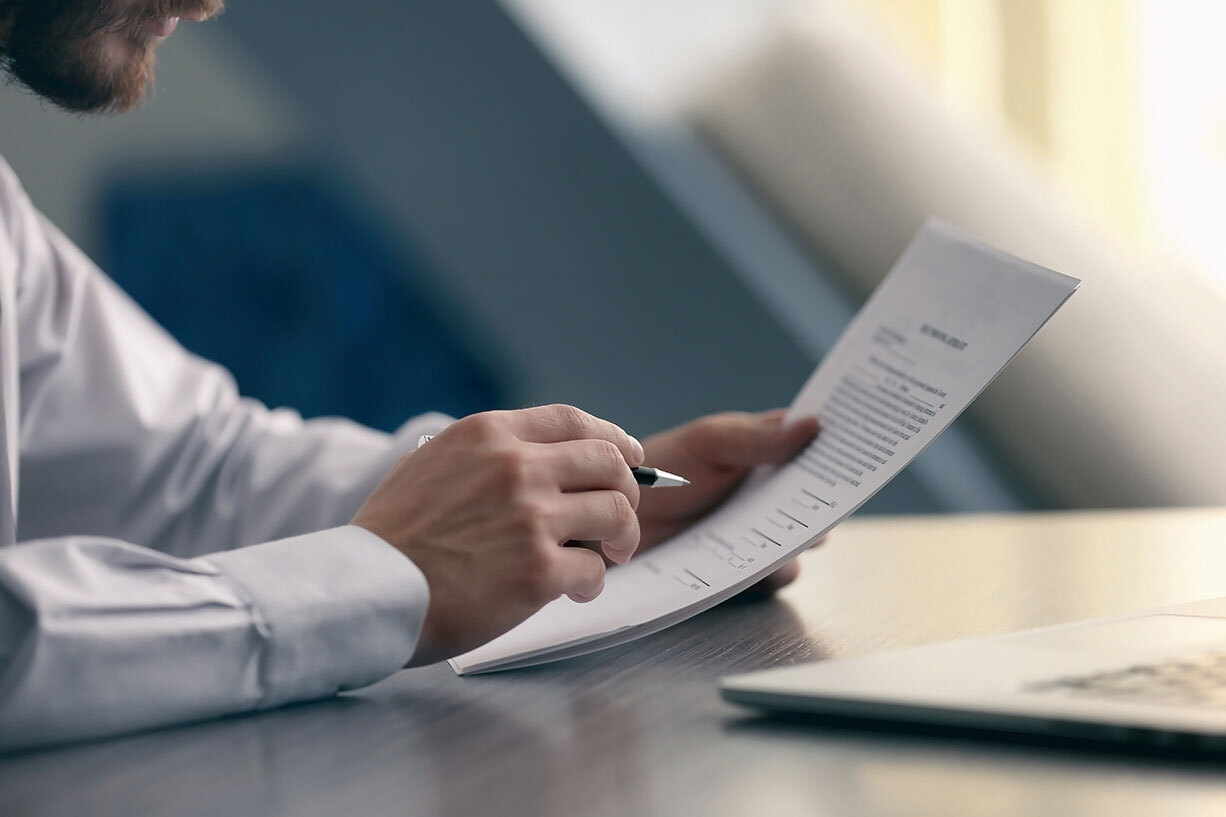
[855,0,1226,291]
[510,0,1226,292]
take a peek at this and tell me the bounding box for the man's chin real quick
[16,39,157,114]
[0,0,224,114]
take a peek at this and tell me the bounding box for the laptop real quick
[720,596,1226,751]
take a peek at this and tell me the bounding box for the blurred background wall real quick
[1,0,1223,514]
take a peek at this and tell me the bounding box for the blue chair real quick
[98,167,505,432]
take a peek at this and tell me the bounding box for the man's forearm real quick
[0,527,426,751]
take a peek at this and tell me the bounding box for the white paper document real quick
[450,223,1080,675]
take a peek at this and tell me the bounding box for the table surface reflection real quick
[6,508,1226,817]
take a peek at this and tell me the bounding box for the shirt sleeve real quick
[0,524,429,751]
[0,159,446,751]
[10,170,453,554]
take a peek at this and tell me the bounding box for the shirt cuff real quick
[205,525,428,707]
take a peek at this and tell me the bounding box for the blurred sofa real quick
[685,5,1226,509]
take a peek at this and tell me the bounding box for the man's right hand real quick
[351,405,645,666]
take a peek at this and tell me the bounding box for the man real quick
[0,0,818,750]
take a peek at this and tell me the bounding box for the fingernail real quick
[628,435,645,463]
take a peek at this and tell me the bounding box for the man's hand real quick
[635,409,821,595]
[351,405,644,666]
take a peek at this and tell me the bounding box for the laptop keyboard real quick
[1025,650,1226,709]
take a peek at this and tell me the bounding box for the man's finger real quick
[551,490,641,563]
[553,546,607,603]
[686,411,820,468]
[539,440,641,508]
[754,559,801,595]
[770,415,822,462]
[500,405,645,466]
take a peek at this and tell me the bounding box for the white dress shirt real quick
[0,155,449,751]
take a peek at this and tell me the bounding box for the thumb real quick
[690,410,820,468]
[769,413,821,463]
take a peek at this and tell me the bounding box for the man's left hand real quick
[634,409,821,595]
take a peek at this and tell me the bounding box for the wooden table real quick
[6,508,1226,817]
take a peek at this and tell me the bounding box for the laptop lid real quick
[721,597,1226,750]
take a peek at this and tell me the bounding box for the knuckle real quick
[707,412,746,436]
[708,412,757,455]
[595,439,624,472]
[608,491,636,531]
[553,404,592,437]
[491,446,533,488]
[507,496,549,539]
[456,411,502,443]
[723,411,754,428]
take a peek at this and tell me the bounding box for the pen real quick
[417,435,691,488]
[630,466,690,488]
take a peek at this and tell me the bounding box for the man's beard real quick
[0,0,223,114]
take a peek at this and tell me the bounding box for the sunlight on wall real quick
[847,1,1139,229]
[1135,0,1226,289]
[848,0,1225,290]
[509,0,1226,291]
